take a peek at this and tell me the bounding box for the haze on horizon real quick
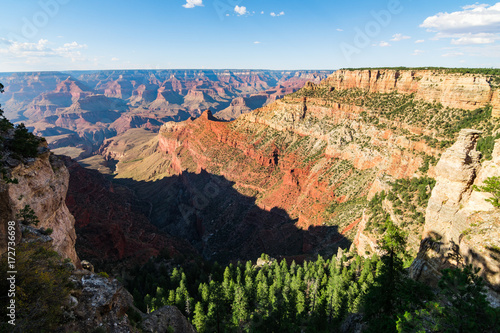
[1,0,500,72]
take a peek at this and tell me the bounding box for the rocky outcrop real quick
[411,129,500,304]
[142,306,197,333]
[214,95,269,120]
[64,272,138,333]
[422,129,482,241]
[63,269,196,333]
[0,151,79,265]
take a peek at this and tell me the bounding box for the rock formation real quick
[422,129,482,242]
[410,129,500,305]
[141,306,197,333]
[0,150,79,265]
[326,69,500,113]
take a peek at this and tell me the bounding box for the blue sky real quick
[0,0,500,71]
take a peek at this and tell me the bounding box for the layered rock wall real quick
[325,69,500,114]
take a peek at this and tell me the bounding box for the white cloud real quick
[442,51,464,57]
[451,32,498,44]
[462,3,489,10]
[111,57,119,61]
[270,11,285,17]
[421,3,500,42]
[378,41,391,47]
[234,5,248,16]
[0,38,13,45]
[254,41,261,44]
[391,33,411,41]
[412,49,425,55]
[183,0,203,9]
[415,39,425,43]
[337,28,344,32]
[261,11,264,15]
[0,39,87,63]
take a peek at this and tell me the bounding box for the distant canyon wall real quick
[0,70,331,159]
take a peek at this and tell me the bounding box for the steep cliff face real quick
[326,69,500,113]
[0,151,79,265]
[422,129,482,242]
[411,129,500,304]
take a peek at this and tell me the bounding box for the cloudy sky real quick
[0,0,500,71]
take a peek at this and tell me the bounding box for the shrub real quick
[43,228,53,235]
[16,205,40,226]
[9,123,40,158]
[98,271,110,278]
[473,176,500,208]
[476,134,500,161]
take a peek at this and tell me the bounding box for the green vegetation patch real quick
[0,242,72,332]
[476,133,500,161]
[126,220,499,333]
[366,177,436,235]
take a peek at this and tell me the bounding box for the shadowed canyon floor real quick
[67,158,351,266]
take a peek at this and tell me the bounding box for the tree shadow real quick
[412,231,500,294]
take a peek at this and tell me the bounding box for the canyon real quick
[0,70,331,160]
[95,69,499,275]
[1,68,500,331]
